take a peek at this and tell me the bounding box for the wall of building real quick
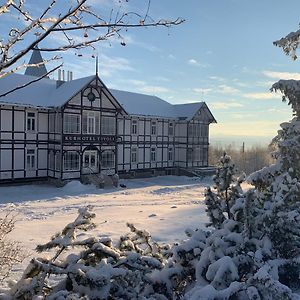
[0,81,212,183]
[0,104,49,181]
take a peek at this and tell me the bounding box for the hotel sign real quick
[63,134,120,144]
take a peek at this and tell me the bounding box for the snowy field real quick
[0,175,214,281]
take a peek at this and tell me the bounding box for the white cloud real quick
[210,102,244,110]
[209,76,226,82]
[137,85,171,94]
[127,79,146,86]
[188,59,199,65]
[218,84,239,94]
[121,78,171,94]
[243,92,280,100]
[263,70,300,80]
[192,88,212,95]
[188,59,209,67]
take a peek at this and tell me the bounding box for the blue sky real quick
[3,0,300,146]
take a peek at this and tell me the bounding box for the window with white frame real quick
[168,147,173,161]
[26,149,36,170]
[63,114,80,134]
[63,151,80,171]
[151,121,157,135]
[151,147,156,162]
[131,148,138,163]
[132,120,137,135]
[82,111,100,134]
[168,122,174,136]
[87,112,96,134]
[26,112,36,131]
[101,116,115,135]
[102,150,115,169]
[187,148,193,162]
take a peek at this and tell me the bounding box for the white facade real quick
[0,65,216,183]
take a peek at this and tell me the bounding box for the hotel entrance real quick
[82,150,99,174]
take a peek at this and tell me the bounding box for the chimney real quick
[56,69,66,88]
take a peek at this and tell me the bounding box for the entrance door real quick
[82,150,98,174]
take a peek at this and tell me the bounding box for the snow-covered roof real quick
[0,73,95,108]
[110,89,206,120]
[0,73,215,121]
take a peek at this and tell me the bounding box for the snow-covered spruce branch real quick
[273,28,300,60]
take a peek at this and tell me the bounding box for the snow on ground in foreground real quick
[0,175,214,282]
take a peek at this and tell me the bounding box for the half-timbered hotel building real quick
[0,50,216,183]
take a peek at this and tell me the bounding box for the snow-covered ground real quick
[0,176,213,281]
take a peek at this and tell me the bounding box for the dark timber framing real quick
[0,75,215,183]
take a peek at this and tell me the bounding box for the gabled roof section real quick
[24,49,48,77]
[189,102,217,123]
[110,89,175,118]
[173,102,205,120]
[51,75,96,107]
[0,73,95,108]
[109,89,215,121]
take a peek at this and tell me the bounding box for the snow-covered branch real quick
[0,0,184,79]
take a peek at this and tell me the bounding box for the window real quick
[151,121,157,135]
[82,111,99,134]
[101,116,115,135]
[55,152,61,171]
[102,151,115,169]
[131,148,137,163]
[168,148,173,161]
[87,112,95,134]
[151,147,156,162]
[26,149,36,170]
[49,113,55,133]
[188,124,194,136]
[64,114,80,134]
[201,124,208,137]
[63,152,80,171]
[193,147,201,161]
[26,112,36,131]
[187,148,193,162]
[168,122,174,136]
[49,151,55,170]
[132,120,137,135]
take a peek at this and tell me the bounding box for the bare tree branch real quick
[0,0,184,94]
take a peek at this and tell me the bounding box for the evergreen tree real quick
[205,152,245,228]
